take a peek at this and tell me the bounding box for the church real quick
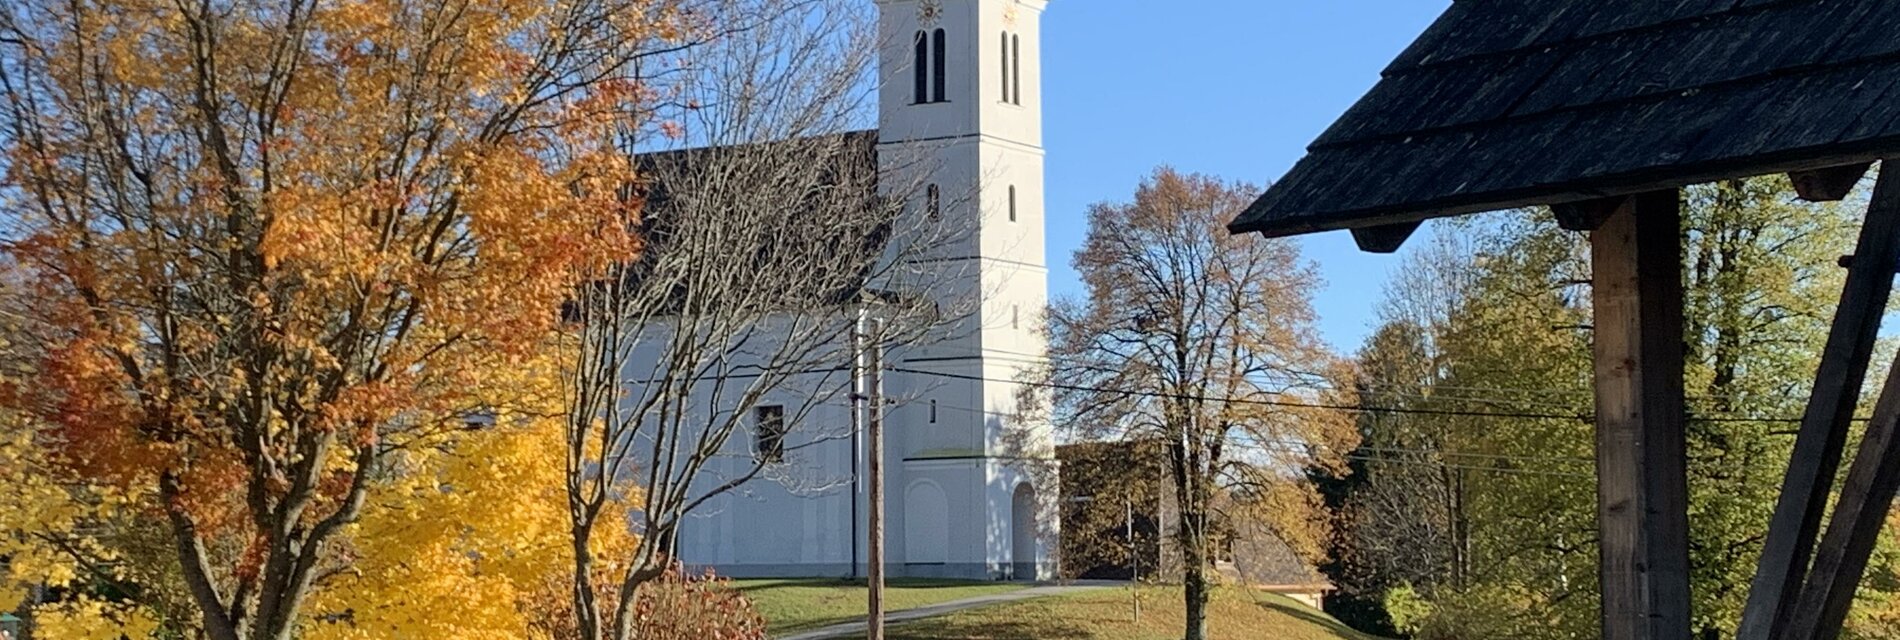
[666,0,1058,581]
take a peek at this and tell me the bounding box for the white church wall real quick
[987,460,1059,580]
[893,458,991,578]
[975,0,1046,146]
[657,0,1056,582]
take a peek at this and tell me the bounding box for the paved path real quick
[773,582,1116,640]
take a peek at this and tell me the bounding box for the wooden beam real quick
[1349,221,1421,253]
[1553,196,1630,232]
[1789,162,1874,202]
[1590,190,1692,640]
[1777,167,1900,640]
[1786,353,1900,640]
[1738,163,1900,640]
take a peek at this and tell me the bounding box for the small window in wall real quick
[932,29,948,103]
[1008,186,1017,222]
[755,405,787,464]
[913,31,929,104]
[929,399,939,424]
[927,184,941,219]
[1000,32,1011,102]
[1011,34,1022,105]
[1012,305,1020,329]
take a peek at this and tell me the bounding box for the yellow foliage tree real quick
[302,410,640,640]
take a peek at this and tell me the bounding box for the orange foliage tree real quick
[0,0,671,635]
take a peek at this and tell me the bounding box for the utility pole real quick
[849,310,866,580]
[866,318,886,640]
[1128,497,1140,623]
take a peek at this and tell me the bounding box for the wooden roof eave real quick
[1229,140,1900,246]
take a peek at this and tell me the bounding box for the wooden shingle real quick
[1231,0,1900,239]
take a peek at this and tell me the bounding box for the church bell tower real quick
[873,0,1055,581]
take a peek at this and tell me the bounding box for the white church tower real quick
[874,0,1055,580]
[674,0,1055,582]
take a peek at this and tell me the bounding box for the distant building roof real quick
[1227,530,1329,589]
[1230,0,1900,240]
[625,130,888,309]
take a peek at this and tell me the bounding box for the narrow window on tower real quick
[929,399,939,424]
[755,405,787,464]
[913,31,929,104]
[932,29,948,102]
[1012,305,1020,329]
[1011,34,1022,105]
[1008,186,1017,222]
[1000,32,1010,102]
[927,184,941,219]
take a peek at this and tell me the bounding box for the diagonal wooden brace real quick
[1741,162,1900,640]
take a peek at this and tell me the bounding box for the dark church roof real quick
[1229,0,1900,238]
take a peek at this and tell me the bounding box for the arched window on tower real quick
[1008,186,1017,222]
[913,31,929,104]
[927,184,941,219]
[932,29,948,103]
[1011,34,1022,105]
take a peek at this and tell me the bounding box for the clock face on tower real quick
[917,0,942,26]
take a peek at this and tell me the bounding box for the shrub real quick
[528,564,766,640]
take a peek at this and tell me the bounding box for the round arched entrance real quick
[1011,482,1038,581]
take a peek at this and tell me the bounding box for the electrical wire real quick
[889,366,1865,425]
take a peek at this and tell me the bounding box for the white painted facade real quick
[661,0,1057,581]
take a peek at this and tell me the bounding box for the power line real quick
[916,396,1595,467]
[1230,440,1596,479]
[893,367,1592,421]
[1340,454,1596,479]
[890,367,1862,425]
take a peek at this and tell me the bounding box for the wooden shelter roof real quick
[1228,0,1900,240]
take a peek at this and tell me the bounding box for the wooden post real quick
[1590,190,1692,640]
[1786,352,1900,640]
[867,319,886,640]
[1738,164,1900,640]
[1781,167,1900,640]
[850,311,866,581]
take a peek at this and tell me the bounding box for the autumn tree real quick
[300,407,642,640]
[1317,231,1490,632]
[1323,178,1900,640]
[1035,167,1352,640]
[554,2,970,638]
[2,261,161,638]
[0,0,672,635]
[1679,177,1862,634]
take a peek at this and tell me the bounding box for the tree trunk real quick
[1177,454,1210,640]
[572,523,603,640]
[1181,532,1210,640]
[12,583,41,640]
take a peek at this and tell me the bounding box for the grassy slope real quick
[883,586,1383,640]
[734,579,1030,635]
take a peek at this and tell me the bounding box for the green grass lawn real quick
[881,586,1384,640]
[733,578,1031,635]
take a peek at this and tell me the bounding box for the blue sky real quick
[1040,1,1451,353]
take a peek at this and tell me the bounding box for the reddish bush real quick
[528,563,766,640]
[627,565,767,640]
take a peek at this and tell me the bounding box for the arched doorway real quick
[1011,483,1038,581]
